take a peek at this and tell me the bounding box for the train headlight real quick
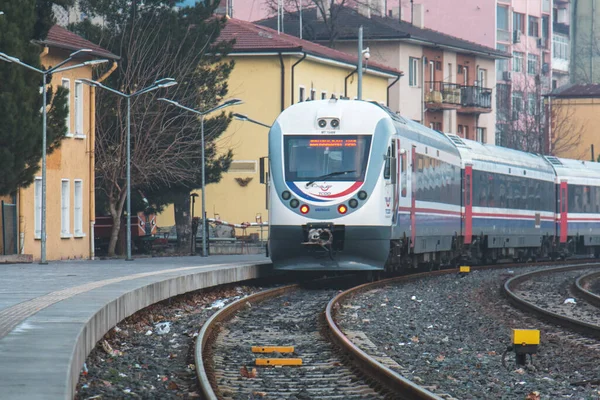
[318,119,327,128]
[338,204,348,214]
[282,191,291,200]
[300,204,310,214]
[358,191,368,200]
[290,199,300,208]
[349,199,359,208]
[330,119,340,128]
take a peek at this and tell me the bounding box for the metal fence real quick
[1,200,17,255]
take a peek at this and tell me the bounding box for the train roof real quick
[545,156,600,181]
[446,134,554,174]
[370,103,460,156]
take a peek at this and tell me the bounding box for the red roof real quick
[40,25,119,60]
[219,18,401,77]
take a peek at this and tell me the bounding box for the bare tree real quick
[78,3,234,256]
[497,75,582,157]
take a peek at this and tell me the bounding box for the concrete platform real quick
[0,255,272,399]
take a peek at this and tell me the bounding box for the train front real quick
[268,99,394,270]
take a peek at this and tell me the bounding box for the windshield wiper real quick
[305,170,356,187]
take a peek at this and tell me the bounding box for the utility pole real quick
[357,25,363,100]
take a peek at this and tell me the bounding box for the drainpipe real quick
[344,67,358,98]
[592,0,596,81]
[278,53,285,111]
[291,53,307,104]
[89,61,118,260]
[387,74,401,107]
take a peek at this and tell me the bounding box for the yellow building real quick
[157,18,400,230]
[9,26,118,261]
[547,83,600,161]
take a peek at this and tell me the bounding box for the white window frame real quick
[61,179,71,238]
[409,57,419,87]
[74,179,84,237]
[62,78,72,137]
[74,80,84,138]
[298,86,306,103]
[34,177,42,239]
[476,127,486,143]
[527,54,539,75]
[513,52,523,73]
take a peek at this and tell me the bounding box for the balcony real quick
[425,81,493,114]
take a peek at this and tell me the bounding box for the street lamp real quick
[232,113,272,129]
[158,98,243,257]
[0,49,108,264]
[80,77,177,261]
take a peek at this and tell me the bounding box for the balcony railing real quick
[425,81,493,111]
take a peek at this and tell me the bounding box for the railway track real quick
[195,277,444,400]
[504,263,600,337]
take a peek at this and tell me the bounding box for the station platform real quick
[0,255,272,399]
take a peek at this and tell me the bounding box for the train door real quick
[464,164,473,244]
[384,140,397,221]
[559,180,568,243]
[410,146,417,248]
[397,142,411,236]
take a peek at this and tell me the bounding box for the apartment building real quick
[257,6,507,144]
[570,0,600,83]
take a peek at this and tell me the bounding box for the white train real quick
[266,99,600,271]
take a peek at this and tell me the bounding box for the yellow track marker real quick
[255,358,303,366]
[252,346,295,353]
[459,266,471,273]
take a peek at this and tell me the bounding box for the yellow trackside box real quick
[512,329,540,346]
[459,266,470,273]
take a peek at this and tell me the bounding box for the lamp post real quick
[158,98,243,257]
[190,192,198,255]
[232,113,272,128]
[80,78,177,261]
[0,49,108,264]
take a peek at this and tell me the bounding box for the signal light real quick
[300,204,310,214]
[358,191,367,200]
[290,199,299,208]
[338,204,348,214]
[282,191,291,200]
[349,199,359,208]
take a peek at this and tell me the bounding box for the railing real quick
[425,81,493,110]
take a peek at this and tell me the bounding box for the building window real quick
[298,86,305,102]
[528,16,539,37]
[409,57,419,87]
[321,91,327,100]
[435,61,442,71]
[542,15,549,40]
[61,179,70,237]
[75,81,84,136]
[74,179,83,236]
[527,93,536,115]
[496,44,509,75]
[512,91,523,115]
[497,5,509,40]
[476,127,486,143]
[310,88,316,100]
[513,52,523,73]
[34,178,41,239]
[458,125,464,137]
[513,12,525,33]
[477,69,487,87]
[553,34,569,60]
[527,54,539,75]
[62,78,71,135]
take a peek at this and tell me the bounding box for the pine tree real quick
[0,0,70,195]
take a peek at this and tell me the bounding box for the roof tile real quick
[40,25,119,60]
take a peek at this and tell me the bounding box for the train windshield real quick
[284,135,372,182]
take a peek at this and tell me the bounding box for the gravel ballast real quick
[336,267,600,400]
[75,284,263,399]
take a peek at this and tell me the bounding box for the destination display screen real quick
[308,139,358,148]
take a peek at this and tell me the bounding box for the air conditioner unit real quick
[503,71,512,81]
[513,30,521,44]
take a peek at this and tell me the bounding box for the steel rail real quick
[504,263,600,337]
[574,270,600,308]
[195,284,299,400]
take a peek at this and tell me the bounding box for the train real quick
[267,99,600,271]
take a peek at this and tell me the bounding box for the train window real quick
[384,146,391,179]
[401,152,407,197]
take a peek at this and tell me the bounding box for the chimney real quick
[357,0,372,18]
[413,3,425,28]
